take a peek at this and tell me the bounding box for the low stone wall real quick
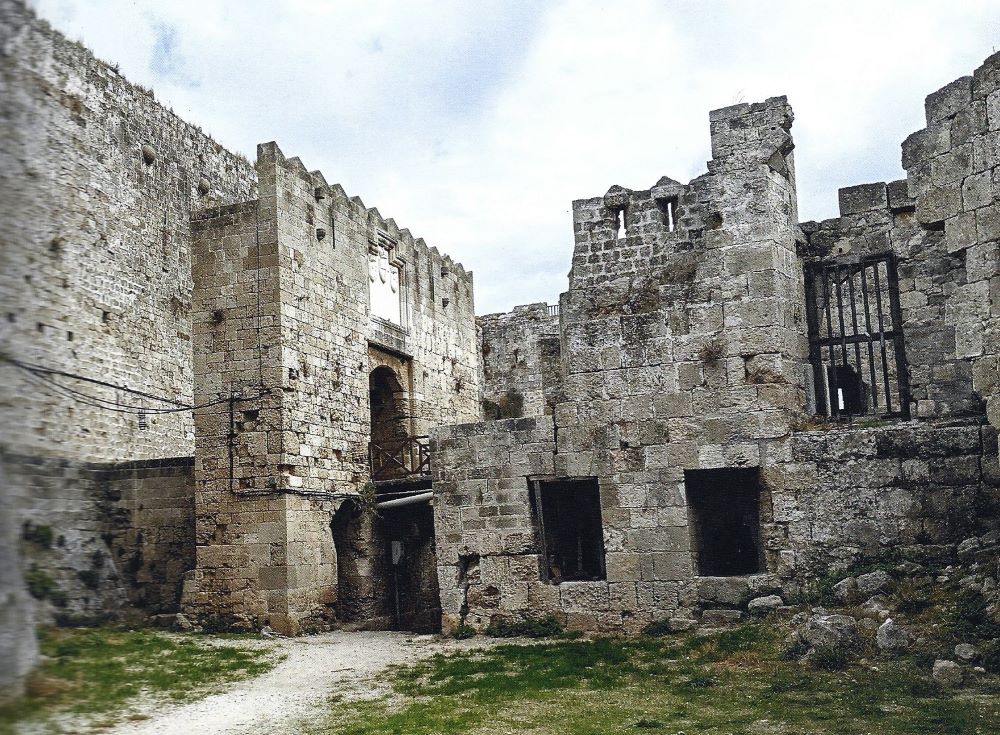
[95,458,196,613]
[4,451,195,624]
[431,415,682,635]
[778,420,999,576]
[431,417,999,633]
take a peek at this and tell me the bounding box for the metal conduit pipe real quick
[375,490,433,510]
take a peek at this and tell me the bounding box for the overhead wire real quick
[1,354,268,414]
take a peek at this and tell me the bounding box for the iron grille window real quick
[804,254,910,420]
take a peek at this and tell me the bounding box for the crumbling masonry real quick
[1,0,999,691]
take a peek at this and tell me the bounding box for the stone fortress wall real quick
[182,142,479,632]
[435,56,1000,634]
[1,0,256,669]
[0,1,257,462]
[0,0,998,672]
[0,0,479,637]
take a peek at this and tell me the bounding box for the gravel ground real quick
[106,631,493,735]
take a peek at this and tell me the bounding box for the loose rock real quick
[792,614,860,652]
[747,594,783,617]
[875,618,911,652]
[856,570,893,597]
[932,660,964,688]
[954,643,980,663]
[832,577,858,603]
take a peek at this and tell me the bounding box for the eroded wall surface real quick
[434,54,1000,633]
[183,143,479,632]
[3,451,194,624]
[0,1,257,462]
[478,303,562,418]
[0,455,37,705]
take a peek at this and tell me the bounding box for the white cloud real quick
[29,0,1000,313]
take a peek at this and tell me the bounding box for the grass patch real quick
[484,615,564,639]
[0,627,276,733]
[310,624,999,735]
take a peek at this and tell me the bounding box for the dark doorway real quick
[685,468,763,576]
[369,366,413,481]
[331,499,383,624]
[369,366,408,446]
[530,478,606,583]
[330,492,441,633]
[380,498,441,632]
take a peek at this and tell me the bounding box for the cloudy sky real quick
[31,0,1000,314]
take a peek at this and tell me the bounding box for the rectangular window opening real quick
[685,468,763,577]
[530,478,605,584]
[804,253,910,420]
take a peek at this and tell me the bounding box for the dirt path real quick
[107,631,491,735]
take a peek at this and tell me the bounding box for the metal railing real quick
[369,435,431,481]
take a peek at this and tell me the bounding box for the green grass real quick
[0,627,277,734]
[308,624,1000,735]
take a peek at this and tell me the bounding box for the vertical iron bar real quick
[884,255,911,418]
[804,267,827,416]
[532,481,550,583]
[834,264,850,415]
[821,265,839,418]
[859,262,880,414]
[846,264,864,385]
[872,258,893,413]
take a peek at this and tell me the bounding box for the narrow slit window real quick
[657,197,678,232]
[615,208,626,240]
[804,253,910,420]
[530,478,605,584]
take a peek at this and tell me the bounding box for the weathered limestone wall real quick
[0,455,37,705]
[183,142,479,632]
[478,303,561,418]
[434,96,807,633]
[2,450,194,624]
[434,55,1000,633]
[903,57,1000,444]
[0,1,257,462]
[779,421,998,574]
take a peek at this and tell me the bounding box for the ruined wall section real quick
[779,54,1000,574]
[435,97,808,633]
[0,1,257,463]
[782,422,998,574]
[902,56,1000,441]
[798,53,999,431]
[3,451,194,624]
[478,303,562,419]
